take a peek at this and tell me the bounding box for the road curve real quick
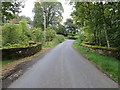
[9,40,118,88]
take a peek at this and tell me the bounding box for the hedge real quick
[1,43,42,60]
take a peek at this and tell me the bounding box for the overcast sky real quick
[19,0,74,24]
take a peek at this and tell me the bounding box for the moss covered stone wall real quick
[81,43,120,60]
[1,43,42,60]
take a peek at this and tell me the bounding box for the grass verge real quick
[43,41,60,48]
[2,59,16,65]
[74,41,120,84]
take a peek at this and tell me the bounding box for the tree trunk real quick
[104,27,110,48]
[100,2,110,48]
[43,7,46,42]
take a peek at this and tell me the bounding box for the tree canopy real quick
[71,2,120,48]
[33,2,64,30]
[2,1,23,23]
[64,18,78,35]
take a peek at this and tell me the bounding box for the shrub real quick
[54,35,65,43]
[46,27,56,42]
[2,19,34,47]
[77,31,84,43]
[19,19,32,42]
[32,28,43,42]
[68,35,78,40]
[2,23,21,46]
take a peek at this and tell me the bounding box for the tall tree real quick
[33,2,64,30]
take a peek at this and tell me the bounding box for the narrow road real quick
[9,40,118,88]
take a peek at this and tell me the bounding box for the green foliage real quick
[33,2,64,29]
[21,16,33,24]
[32,28,43,42]
[0,26,2,48]
[55,24,67,36]
[33,2,44,29]
[74,41,120,84]
[19,19,32,42]
[2,2,22,23]
[2,23,21,46]
[2,19,35,47]
[54,35,65,43]
[68,35,77,40]
[72,2,120,48]
[64,18,78,35]
[2,59,16,65]
[77,31,84,43]
[45,27,56,42]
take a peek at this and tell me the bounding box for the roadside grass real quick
[74,41,120,84]
[2,59,17,65]
[43,42,60,48]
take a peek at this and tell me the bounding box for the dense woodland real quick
[71,2,120,49]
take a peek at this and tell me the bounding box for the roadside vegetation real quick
[74,41,120,84]
[1,20,65,65]
[71,2,120,84]
[2,60,16,65]
[1,2,65,66]
[1,0,120,84]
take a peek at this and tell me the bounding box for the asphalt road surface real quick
[9,40,118,88]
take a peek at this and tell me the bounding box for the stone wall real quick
[81,46,120,60]
[1,43,42,60]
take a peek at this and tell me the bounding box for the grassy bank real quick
[74,41,120,84]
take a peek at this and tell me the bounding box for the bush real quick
[77,31,85,43]
[19,19,32,42]
[68,35,79,40]
[2,19,34,47]
[46,27,56,42]
[32,28,43,42]
[2,23,22,46]
[54,35,65,43]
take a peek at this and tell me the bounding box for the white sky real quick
[19,0,74,24]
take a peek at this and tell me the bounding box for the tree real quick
[21,15,33,24]
[33,2,44,29]
[64,18,78,35]
[55,23,67,36]
[33,2,64,30]
[2,1,23,23]
[71,2,120,48]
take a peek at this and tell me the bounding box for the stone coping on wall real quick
[81,43,120,60]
